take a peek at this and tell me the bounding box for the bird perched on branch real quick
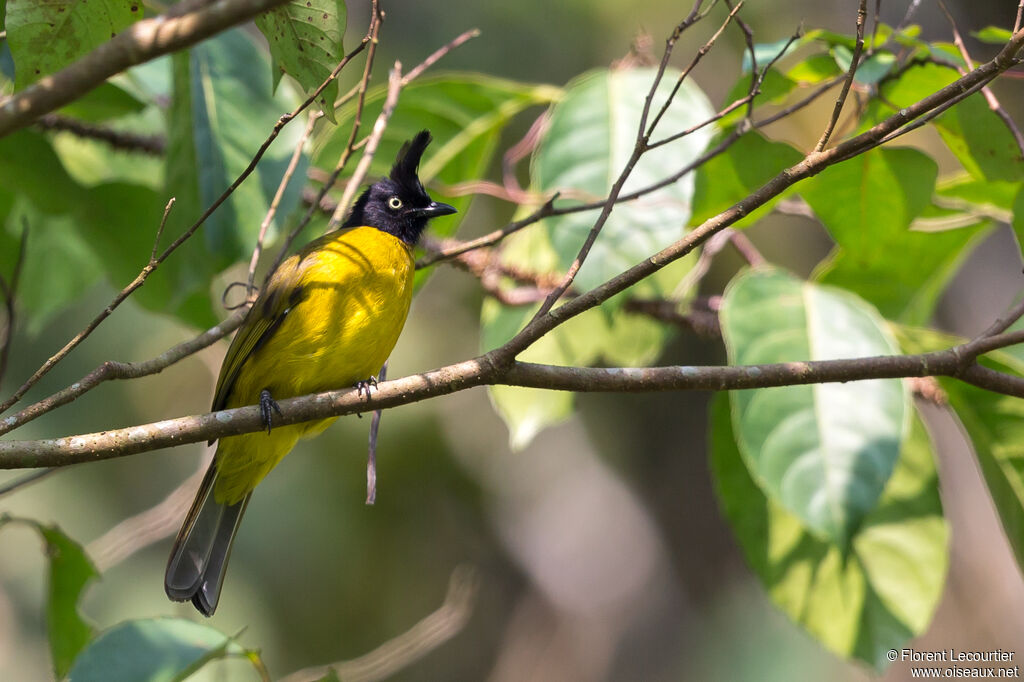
[165,131,457,616]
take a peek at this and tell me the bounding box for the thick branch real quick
[3,332,1022,468]
[0,0,292,138]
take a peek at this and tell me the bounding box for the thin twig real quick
[328,63,405,231]
[150,198,175,261]
[727,230,765,266]
[401,28,481,85]
[246,112,318,292]
[366,362,387,505]
[815,0,868,151]
[0,307,247,437]
[35,114,166,155]
[937,0,1024,159]
[644,1,740,138]
[0,467,60,498]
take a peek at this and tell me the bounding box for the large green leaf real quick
[719,267,909,546]
[5,0,140,90]
[710,394,948,670]
[0,129,86,215]
[803,147,961,325]
[0,517,98,678]
[165,28,306,327]
[691,130,802,228]
[531,67,714,297]
[255,0,346,122]
[3,198,103,334]
[66,618,245,682]
[867,62,1023,183]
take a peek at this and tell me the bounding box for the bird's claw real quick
[259,389,283,433]
[355,376,378,400]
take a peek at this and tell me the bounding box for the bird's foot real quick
[355,376,378,400]
[259,389,283,433]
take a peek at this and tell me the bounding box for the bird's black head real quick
[343,130,457,245]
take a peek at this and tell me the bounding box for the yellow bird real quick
[165,131,456,616]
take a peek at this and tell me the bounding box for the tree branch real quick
[3,322,1024,468]
[815,0,868,151]
[0,0,293,138]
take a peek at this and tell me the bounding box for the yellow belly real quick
[213,227,415,503]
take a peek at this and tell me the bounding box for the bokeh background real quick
[1,0,1022,680]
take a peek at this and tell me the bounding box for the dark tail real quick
[165,461,250,616]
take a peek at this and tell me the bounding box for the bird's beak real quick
[413,201,458,218]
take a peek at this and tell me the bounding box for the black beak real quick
[412,201,457,218]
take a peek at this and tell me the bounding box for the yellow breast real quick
[213,226,415,503]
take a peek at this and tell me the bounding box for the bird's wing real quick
[211,252,311,413]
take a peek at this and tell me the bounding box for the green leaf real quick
[937,95,1024,182]
[66,618,245,682]
[785,53,842,83]
[41,526,98,678]
[972,26,1014,44]
[719,69,796,127]
[75,183,180,314]
[719,267,909,546]
[164,28,306,326]
[710,394,948,670]
[803,147,958,325]
[741,37,799,72]
[830,46,896,85]
[58,81,147,122]
[936,175,1021,212]
[871,62,1022,182]
[0,129,86,214]
[0,517,98,678]
[482,300,576,449]
[691,130,803,228]
[255,0,346,122]
[6,0,141,89]
[3,199,103,334]
[532,67,714,297]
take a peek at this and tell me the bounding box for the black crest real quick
[390,130,432,192]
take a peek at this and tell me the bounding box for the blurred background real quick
[1,0,1022,680]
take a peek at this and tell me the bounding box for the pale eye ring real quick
[387,196,403,210]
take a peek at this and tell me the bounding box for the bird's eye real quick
[387,196,403,210]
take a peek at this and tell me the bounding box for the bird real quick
[164,130,457,616]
